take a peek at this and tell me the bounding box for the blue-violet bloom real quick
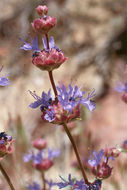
[27,182,41,190]
[43,36,61,52]
[115,82,127,93]
[0,67,10,86]
[24,148,60,164]
[88,149,104,167]
[19,37,40,52]
[57,84,96,113]
[29,90,55,122]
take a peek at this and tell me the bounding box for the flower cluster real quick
[29,84,96,124]
[88,147,120,179]
[24,137,60,171]
[0,132,13,161]
[56,174,102,190]
[20,4,67,72]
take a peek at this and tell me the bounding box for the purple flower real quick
[43,36,61,52]
[0,67,10,86]
[23,149,60,164]
[44,108,55,122]
[0,76,10,86]
[57,84,96,113]
[48,149,60,159]
[27,182,41,190]
[23,151,34,162]
[29,90,55,122]
[56,174,102,190]
[45,179,57,190]
[88,149,104,167]
[56,174,74,189]
[19,37,40,51]
[115,82,127,93]
[29,90,52,109]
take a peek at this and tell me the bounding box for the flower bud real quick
[104,147,120,158]
[122,93,127,103]
[32,138,47,150]
[36,5,48,16]
[33,159,54,171]
[32,16,56,34]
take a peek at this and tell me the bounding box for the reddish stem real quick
[63,123,89,184]
[41,171,46,190]
[0,163,15,190]
[48,71,58,100]
[45,33,58,100]
[45,33,49,49]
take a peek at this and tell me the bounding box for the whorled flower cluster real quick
[56,174,102,190]
[29,84,96,124]
[88,147,120,179]
[0,132,13,161]
[20,36,67,71]
[24,148,60,171]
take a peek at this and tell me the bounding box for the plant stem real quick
[45,33,58,100]
[63,123,89,184]
[0,163,15,190]
[45,33,50,49]
[41,171,46,190]
[48,71,58,100]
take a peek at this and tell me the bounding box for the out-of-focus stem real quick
[63,123,89,184]
[0,163,15,190]
[41,171,46,190]
[45,33,58,100]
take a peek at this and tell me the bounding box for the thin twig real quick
[0,163,15,190]
[63,123,89,184]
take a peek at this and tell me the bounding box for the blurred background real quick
[0,0,127,189]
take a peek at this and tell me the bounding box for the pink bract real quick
[32,16,56,34]
[32,138,47,150]
[36,5,48,16]
[32,49,67,71]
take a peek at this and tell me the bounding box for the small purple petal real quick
[23,152,33,162]
[27,182,41,190]
[29,100,43,109]
[88,149,104,167]
[19,37,40,51]
[49,36,55,49]
[0,76,10,86]
[42,37,48,49]
[44,109,55,122]
[48,149,60,159]
[115,82,127,93]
